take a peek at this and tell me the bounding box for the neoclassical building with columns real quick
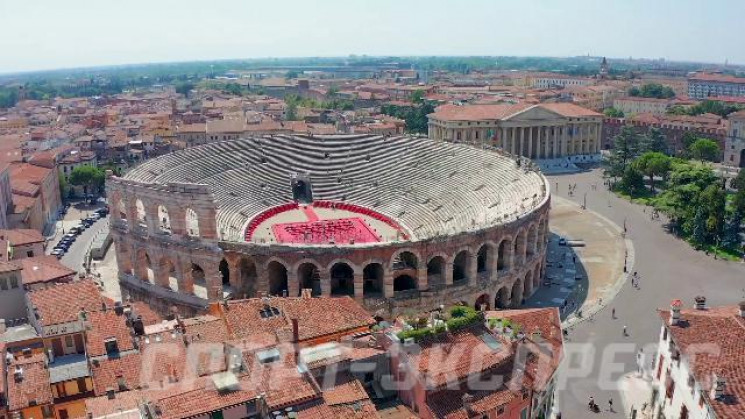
[107,134,550,318]
[428,102,604,159]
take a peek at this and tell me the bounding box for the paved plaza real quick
[550,168,745,418]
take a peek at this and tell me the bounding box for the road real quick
[550,169,745,417]
[47,203,110,275]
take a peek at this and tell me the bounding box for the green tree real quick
[692,206,707,246]
[285,70,299,79]
[730,170,745,191]
[411,89,426,104]
[285,102,298,121]
[639,128,668,154]
[689,138,720,163]
[603,107,624,118]
[721,211,742,250]
[619,165,645,196]
[633,152,670,192]
[69,166,105,195]
[174,82,195,96]
[628,86,640,97]
[700,183,726,241]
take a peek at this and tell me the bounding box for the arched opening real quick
[497,239,511,271]
[476,244,492,274]
[239,258,258,298]
[495,287,509,309]
[534,264,542,289]
[158,205,171,233]
[186,208,200,237]
[510,279,523,308]
[118,199,127,221]
[474,294,490,311]
[190,263,205,286]
[267,261,288,296]
[363,263,384,297]
[158,258,177,290]
[538,220,548,252]
[144,253,154,283]
[426,256,446,287]
[393,274,417,292]
[392,251,418,270]
[452,250,470,284]
[219,259,230,286]
[135,199,147,228]
[524,271,533,298]
[297,263,321,297]
[515,231,526,266]
[117,242,133,275]
[330,263,354,296]
[527,225,538,258]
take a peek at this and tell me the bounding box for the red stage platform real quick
[272,217,381,244]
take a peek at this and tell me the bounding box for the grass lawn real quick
[685,238,743,261]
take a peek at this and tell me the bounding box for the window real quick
[27,250,33,257]
[9,276,17,289]
[65,335,73,347]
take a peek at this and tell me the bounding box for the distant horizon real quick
[0,53,739,79]
[1,0,743,75]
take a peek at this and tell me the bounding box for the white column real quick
[596,123,602,153]
[562,126,569,157]
[518,127,524,156]
[527,126,533,159]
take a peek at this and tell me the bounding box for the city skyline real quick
[1,0,744,73]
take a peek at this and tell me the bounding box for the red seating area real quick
[244,200,408,242]
[244,202,299,241]
[313,201,409,240]
[272,217,381,244]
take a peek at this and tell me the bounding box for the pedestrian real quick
[608,398,614,412]
[612,307,616,319]
[623,325,628,336]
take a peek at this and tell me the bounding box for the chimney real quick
[739,301,745,318]
[711,373,726,400]
[694,296,706,310]
[106,388,116,400]
[291,319,299,344]
[13,365,23,382]
[669,299,682,326]
[462,393,476,416]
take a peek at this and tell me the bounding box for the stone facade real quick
[107,175,550,319]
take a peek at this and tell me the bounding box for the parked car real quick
[69,226,82,235]
[95,207,109,216]
[51,249,64,258]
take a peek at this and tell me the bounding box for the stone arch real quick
[390,249,420,270]
[452,249,471,283]
[534,263,542,289]
[514,229,527,266]
[190,263,205,285]
[476,242,496,275]
[219,258,230,287]
[266,260,289,296]
[134,248,153,283]
[238,257,258,298]
[510,278,523,308]
[186,208,200,237]
[497,237,512,271]
[157,256,178,290]
[363,262,384,297]
[118,198,127,221]
[330,262,355,296]
[393,274,417,292]
[475,293,490,311]
[297,261,322,297]
[158,205,171,233]
[495,287,509,309]
[135,199,147,227]
[117,241,133,275]
[426,255,447,287]
[524,270,533,298]
[538,218,548,252]
[527,224,538,258]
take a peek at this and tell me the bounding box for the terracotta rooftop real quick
[28,280,105,327]
[19,255,76,285]
[86,310,136,357]
[659,305,745,419]
[0,229,44,246]
[6,353,53,411]
[222,296,375,343]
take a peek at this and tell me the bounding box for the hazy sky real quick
[1,0,743,73]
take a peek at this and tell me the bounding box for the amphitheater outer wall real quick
[107,175,550,319]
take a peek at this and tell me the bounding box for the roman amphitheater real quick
[107,134,550,318]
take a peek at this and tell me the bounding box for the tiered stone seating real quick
[122,134,548,242]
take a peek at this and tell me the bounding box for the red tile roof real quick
[429,103,532,121]
[222,297,375,343]
[6,353,53,411]
[689,73,745,85]
[0,229,43,246]
[19,256,76,285]
[90,352,143,396]
[28,280,105,326]
[86,310,136,357]
[659,305,745,419]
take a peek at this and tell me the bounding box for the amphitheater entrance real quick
[238,258,258,298]
[510,279,523,308]
[363,263,384,298]
[497,239,512,271]
[330,263,354,296]
[298,263,321,297]
[267,261,288,296]
[527,226,538,259]
[144,253,154,283]
[495,287,509,309]
[524,271,533,298]
[452,250,470,284]
[474,294,490,311]
[393,274,417,293]
[515,232,526,265]
[219,259,230,286]
[158,258,178,291]
[476,244,493,276]
[426,256,446,288]
[191,263,205,285]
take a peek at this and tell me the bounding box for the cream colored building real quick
[724,110,745,167]
[428,103,603,159]
[613,97,672,116]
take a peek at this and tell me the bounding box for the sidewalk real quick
[618,371,656,418]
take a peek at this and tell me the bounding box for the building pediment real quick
[503,106,564,123]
